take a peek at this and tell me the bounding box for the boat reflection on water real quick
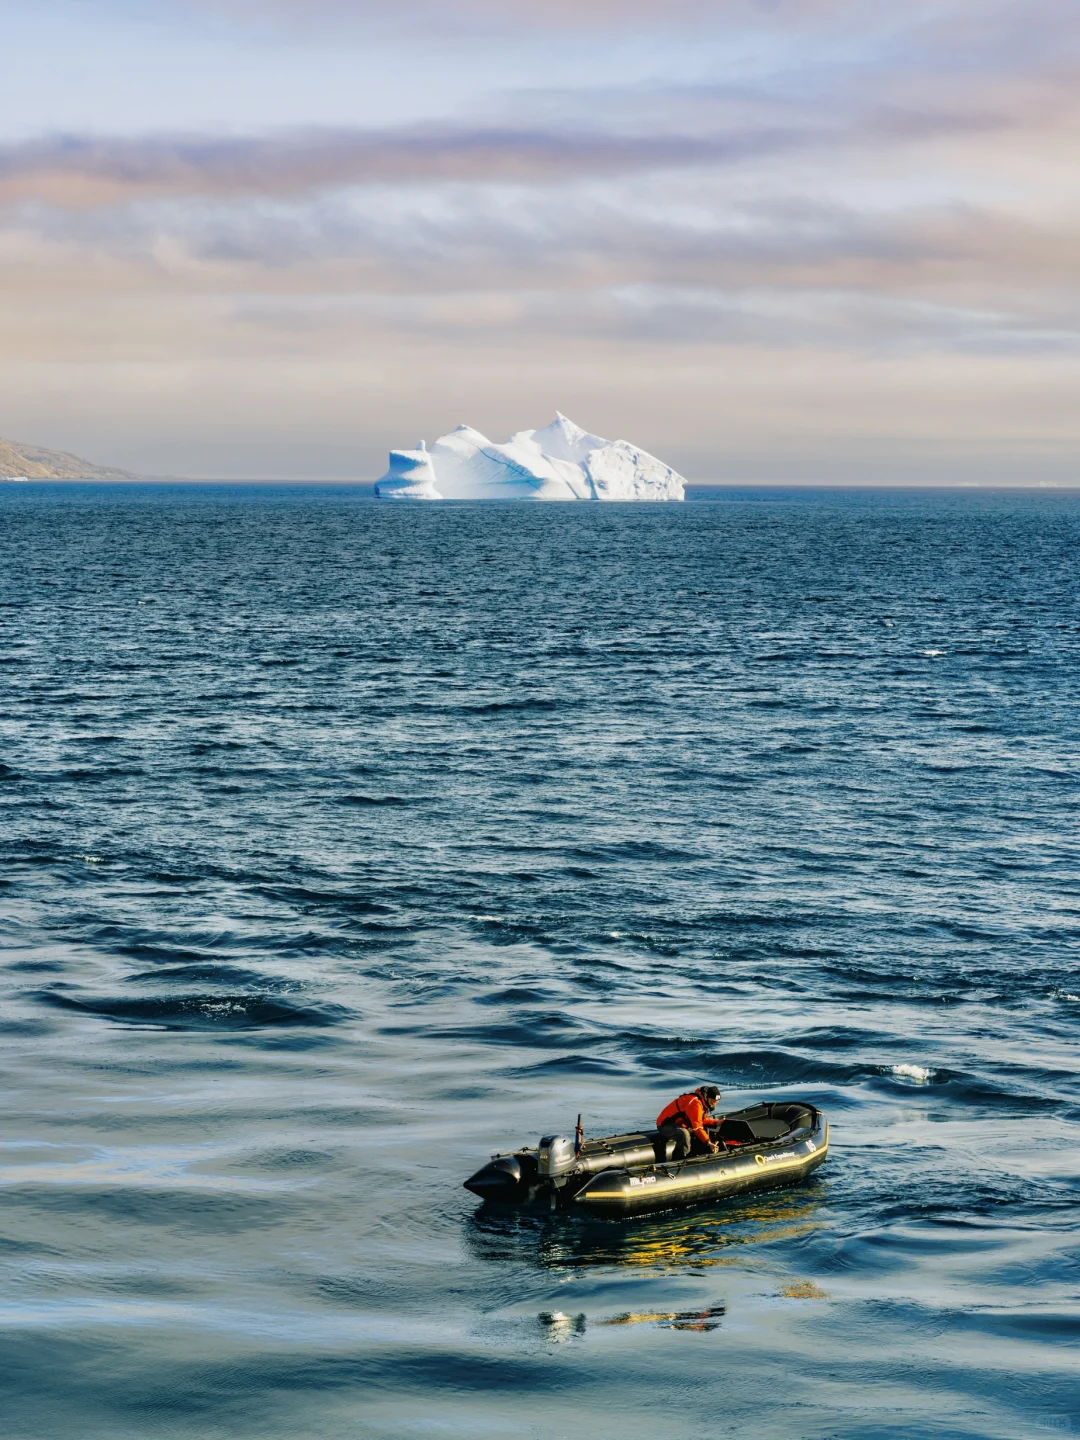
[538,1304,726,1340]
[466,1181,826,1275]
[595,1303,727,1332]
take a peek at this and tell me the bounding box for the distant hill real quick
[0,438,138,480]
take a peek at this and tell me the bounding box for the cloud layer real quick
[0,124,808,205]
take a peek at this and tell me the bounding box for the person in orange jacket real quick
[656,1085,724,1158]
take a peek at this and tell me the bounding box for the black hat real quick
[699,1085,721,1102]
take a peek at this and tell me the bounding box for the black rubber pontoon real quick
[463,1100,828,1215]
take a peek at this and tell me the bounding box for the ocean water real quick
[1,483,1078,1440]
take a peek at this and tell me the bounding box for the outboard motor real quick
[537,1135,577,1179]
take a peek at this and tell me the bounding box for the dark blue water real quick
[2,483,1078,1440]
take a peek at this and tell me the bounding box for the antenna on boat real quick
[575,1114,583,1154]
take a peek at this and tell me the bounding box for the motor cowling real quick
[537,1135,577,1178]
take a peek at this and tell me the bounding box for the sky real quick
[2,0,1079,482]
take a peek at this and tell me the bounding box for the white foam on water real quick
[891,1063,935,1083]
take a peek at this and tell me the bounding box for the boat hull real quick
[575,1116,828,1216]
[463,1101,829,1216]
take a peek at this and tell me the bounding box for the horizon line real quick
[5,478,1080,493]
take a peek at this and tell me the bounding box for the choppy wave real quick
[37,988,349,1029]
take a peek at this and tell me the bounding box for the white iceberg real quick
[372,441,442,500]
[373,414,684,501]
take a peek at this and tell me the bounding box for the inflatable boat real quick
[463,1100,828,1216]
